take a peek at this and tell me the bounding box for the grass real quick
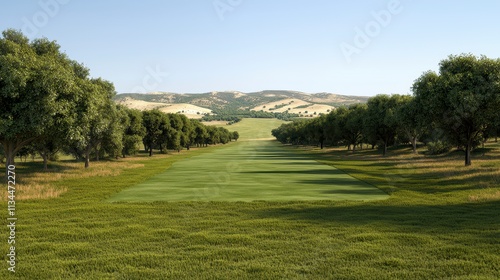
[108,140,388,202]
[1,119,499,279]
[224,118,285,140]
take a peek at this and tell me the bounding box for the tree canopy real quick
[413,54,500,165]
[0,29,239,170]
[273,55,500,166]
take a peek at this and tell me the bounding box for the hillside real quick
[114,90,369,118]
[116,97,212,119]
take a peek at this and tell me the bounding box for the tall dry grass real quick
[1,160,144,201]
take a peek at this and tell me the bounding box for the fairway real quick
[109,119,388,202]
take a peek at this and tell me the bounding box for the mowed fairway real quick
[109,119,387,202]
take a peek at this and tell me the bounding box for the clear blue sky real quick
[2,0,500,96]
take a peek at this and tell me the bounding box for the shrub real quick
[427,140,452,155]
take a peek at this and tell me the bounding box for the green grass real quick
[1,119,499,279]
[108,140,388,202]
[225,118,286,140]
[109,118,386,202]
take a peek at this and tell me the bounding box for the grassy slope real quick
[1,119,499,279]
[225,118,286,139]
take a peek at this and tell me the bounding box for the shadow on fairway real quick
[321,189,385,195]
[240,169,346,175]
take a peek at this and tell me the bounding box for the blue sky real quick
[2,0,500,96]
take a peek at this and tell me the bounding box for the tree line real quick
[0,30,238,171]
[272,54,500,166]
[201,108,299,123]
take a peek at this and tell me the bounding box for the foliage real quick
[0,30,78,171]
[426,140,452,155]
[142,110,237,156]
[413,54,500,165]
[273,54,500,166]
[119,106,146,157]
[201,108,299,123]
[363,94,406,156]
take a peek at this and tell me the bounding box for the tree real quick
[161,113,182,152]
[65,78,119,168]
[323,110,341,147]
[194,121,208,147]
[120,107,145,157]
[335,104,367,151]
[206,126,220,145]
[306,115,326,149]
[98,103,124,160]
[364,94,404,156]
[413,54,500,166]
[0,30,78,173]
[29,38,83,170]
[218,127,231,144]
[396,95,427,154]
[179,114,194,150]
[142,109,164,156]
[232,131,240,141]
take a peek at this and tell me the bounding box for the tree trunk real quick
[149,146,153,157]
[5,154,15,180]
[84,147,91,168]
[412,137,418,154]
[3,138,37,178]
[383,142,388,157]
[320,140,324,150]
[465,143,472,166]
[42,153,48,171]
[3,142,16,180]
[352,143,356,152]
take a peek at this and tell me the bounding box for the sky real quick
[2,0,500,96]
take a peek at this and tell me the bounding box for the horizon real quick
[2,1,500,97]
[116,89,375,97]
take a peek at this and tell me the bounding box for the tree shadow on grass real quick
[11,160,80,173]
[318,155,500,195]
[321,189,386,195]
[251,201,500,233]
[240,169,346,175]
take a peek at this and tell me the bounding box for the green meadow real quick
[1,118,499,279]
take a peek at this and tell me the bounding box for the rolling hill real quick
[114,90,369,118]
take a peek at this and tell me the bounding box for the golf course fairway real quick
[109,119,388,202]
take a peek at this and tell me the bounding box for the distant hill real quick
[114,90,369,118]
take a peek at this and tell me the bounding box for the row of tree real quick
[272,54,500,166]
[0,30,238,171]
[141,109,238,157]
[201,108,299,123]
